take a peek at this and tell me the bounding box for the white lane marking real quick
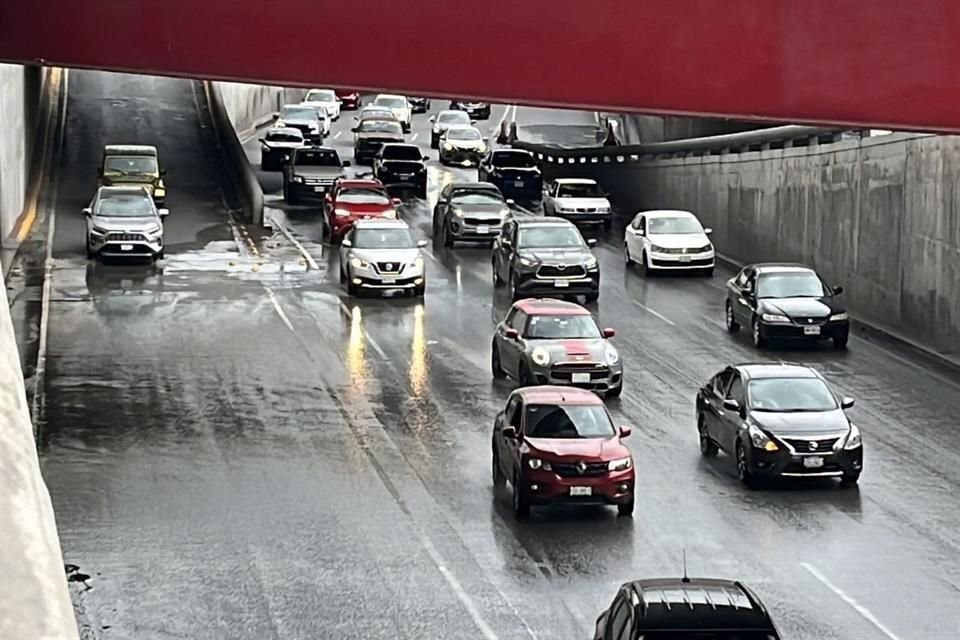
[801,563,903,640]
[491,103,516,140]
[265,287,295,333]
[337,299,389,361]
[632,300,676,326]
[411,132,419,142]
[269,215,321,268]
[333,131,342,140]
[421,247,442,264]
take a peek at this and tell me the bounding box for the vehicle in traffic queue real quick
[97,144,167,205]
[491,386,634,518]
[352,118,406,165]
[282,146,351,204]
[85,186,168,261]
[543,178,613,228]
[258,127,305,171]
[696,363,863,486]
[274,103,326,143]
[491,298,623,396]
[450,99,492,120]
[372,143,429,198]
[354,105,397,124]
[429,110,472,148]
[438,125,487,165]
[493,217,600,302]
[323,178,401,242]
[478,149,543,202]
[339,219,427,297]
[594,578,782,639]
[302,88,341,121]
[408,96,431,113]
[433,182,511,247]
[725,263,850,350]
[335,89,362,110]
[624,209,715,276]
[372,94,413,132]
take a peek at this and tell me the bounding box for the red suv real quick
[492,386,635,518]
[323,179,400,241]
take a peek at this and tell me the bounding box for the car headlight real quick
[843,424,862,449]
[499,208,510,220]
[608,457,632,471]
[291,175,304,183]
[350,256,369,269]
[748,423,779,452]
[443,143,453,151]
[518,256,537,267]
[275,119,286,127]
[91,226,109,235]
[383,209,397,219]
[585,256,598,270]
[334,208,351,217]
[145,224,162,235]
[453,208,464,218]
[154,187,166,196]
[830,312,849,321]
[701,243,714,253]
[478,144,487,153]
[598,206,610,213]
[649,244,666,252]
[559,207,575,213]
[604,344,619,365]
[412,256,424,269]
[531,347,550,366]
[761,313,790,323]
[527,458,552,471]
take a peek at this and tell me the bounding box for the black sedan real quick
[725,263,850,350]
[478,149,543,202]
[696,363,863,486]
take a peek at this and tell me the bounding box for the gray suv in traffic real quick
[85,186,168,261]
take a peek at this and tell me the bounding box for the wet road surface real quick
[37,79,960,639]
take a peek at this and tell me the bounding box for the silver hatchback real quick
[85,186,168,260]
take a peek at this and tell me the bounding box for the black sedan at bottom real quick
[696,363,863,486]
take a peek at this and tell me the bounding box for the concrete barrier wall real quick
[0,63,28,245]
[538,133,960,355]
[214,82,306,141]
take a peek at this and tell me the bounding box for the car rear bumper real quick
[492,178,542,200]
[747,446,863,478]
[289,182,333,200]
[350,274,424,291]
[520,468,634,505]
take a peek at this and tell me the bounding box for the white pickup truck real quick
[542,178,613,228]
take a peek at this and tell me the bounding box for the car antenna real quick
[681,549,690,583]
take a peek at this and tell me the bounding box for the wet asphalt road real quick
[35,77,960,639]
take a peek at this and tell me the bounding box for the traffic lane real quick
[52,71,234,259]
[40,266,544,640]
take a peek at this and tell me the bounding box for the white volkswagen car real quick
[624,209,714,276]
[303,88,341,121]
[372,94,413,132]
[339,219,427,296]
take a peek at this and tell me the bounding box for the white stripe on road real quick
[265,287,296,333]
[801,563,903,640]
[334,131,342,140]
[632,300,676,326]
[411,132,419,142]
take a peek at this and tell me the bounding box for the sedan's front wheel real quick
[512,474,531,518]
[752,317,767,349]
[725,301,741,333]
[491,448,505,487]
[736,441,756,488]
[698,416,719,457]
[491,343,506,379]
[617,500,634,517]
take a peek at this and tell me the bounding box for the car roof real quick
[735,363,819,379]
[554,178,597,185]
[375,93,405,99]
[352,218,409,230]
[514,298,591,316]
[358,116,402,125]
[103,144,157,155]
[445,124,480,132]
[97,185,152,196]
[337,178,386,189]
[626,578,774,631]
[266,127,303,137]
[641,209,696,218]
[516,385,603,406]
[749,262,815,274]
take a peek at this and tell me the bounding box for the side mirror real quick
[428,116,435,123]
[722,398,740,412]
[422,155,430,161]
[392,197,402,205]
[506,198,515,205]
[586,238,598,247]
[470,120,477,125]
[618,425,632,439]
[833,285,844,295]
[417,239,428,248]
[158,208,170,218]
[351,127,359,133]
[342,160,352,168]
[501,426,518,439]
[602,327,616,338]
[82,207,92,217]
[504,328,519,339]
[841,397,855,409]
[96,167,103,177]
[341,238,352,247]
[258,138,266,144]
[271,111,279,119]
[704,227,713,235]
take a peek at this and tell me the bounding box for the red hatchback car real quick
[492,386,635,518]
[323,179,401,241]
[336,89,363,110]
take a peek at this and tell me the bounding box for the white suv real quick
[339,219,427,296]
[303,88,341,121]
[373,94,412,132]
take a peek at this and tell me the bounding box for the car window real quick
[446,127,482,141]
[608,597,630,639]
[525,315,601,339]
[517,225,586,249]
[525,404,616,438]
[756,271,827,298]
[509,310,528,332]
[438,111,470,124]
[727,374,746,405]
[375,96,406,108]
[492,151,535,167]
[505,397,522,428]
[749,378,838,412]
[103,156,157,176]
[381,146,423,160]
[557,183,602,198]
[647,216,703,234]
[451,193,504,206]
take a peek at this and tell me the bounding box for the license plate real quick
[514,180,524,187]
[477,225,490,234]
[554,279,569,287]
[803,325,821,336]
[120,244,133,251]
[803,456,824,468]
[571,372,591,384]
[314,186,325,192]
[677,255,692,262]
[381,277,397,284]
[569,486,592,497]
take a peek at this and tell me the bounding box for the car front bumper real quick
[461,105,491,119]
[519,467,634,506]
[758,319,850,341]
[746,445,863,479]
[649,250,714,269]
[515,270,600,297]
[89,234,163,258]
[526,360,623,393]
[348,265,425,291]
[447,217,503,241]
[553,210,611,225]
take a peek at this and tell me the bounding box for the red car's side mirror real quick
[505,328,519,339]
[618,425,632,439]
[602,327,616,338]
[501,426,518,439]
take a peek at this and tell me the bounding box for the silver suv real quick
[339,219,427,297]
[85,186,168,261]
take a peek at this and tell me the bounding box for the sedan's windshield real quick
[447,128,482,141]
[96,194,156,217]
[525,315,601,339]
[294,150,341,167]
[280,106,317,120]
[306,90,335,102]
[749,378,838,412]
[104,156,157,176]
[518,226,585,248]
[451,193,504,206]
[337,189,390,205]
[375,96,406,108]
[438,111,470,125]
[648,216,703,234]
[492,151,535,167]
[557,183,602,198]
[757,272,826,298]
[361,108,394,119]
[352,228,414,249]
[525,404,615,438]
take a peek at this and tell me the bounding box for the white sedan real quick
[624,209,715,276]
[303,88,341,121]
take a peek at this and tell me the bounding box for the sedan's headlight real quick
[559,207,576,213]
[412,256,424,269]
[382,209,397,219]
[585,256,599,270]
[830,312,849,322]
[334,208,351,217]
[350,256,369,269]
[518,256,537,267]
[478,143,487,153]
[443,143,453,151]
[291,175,304,183]
[531,347,550,366]
[604,344,620,365]
[91,226,109,235]
[527,458,552,471]
[761,313,790,323]
[145,224,162,235]
[499,208,510,220]
[843,424,862,449]
[649,244,666,252]
[608,457,632,471]
[453,208,464,218]
[748,423,779,451]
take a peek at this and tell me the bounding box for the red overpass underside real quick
[2,0,960,133]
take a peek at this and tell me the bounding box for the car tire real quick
[518,363,534,388]
[413,283,426,297]
[585,291,600,304]
[346,270,359,296]
[702,267,714,277]
[512,474,531,519]
[841,472,860,486]
[509,271,521,301]
[698,415,719,457]
[833,334,849,351]
[736,440,756,488]
[617,501,634,517]
[491,343,506,379]
[607,381,623,398]
[725,301,741,333]
[431,134,439,149]
[156,249,165,261]
[752,317,767,349]
[641,251,653,277]
[339,263,346,284]
[492,447,505,487]
[443,222,454,248]
[86,244,95,260]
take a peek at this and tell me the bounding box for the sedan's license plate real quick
[677,255,692,262]
[571,372,591,384]
[569,486,592,497]
[120,244,133,251]
[381,277,397,284]
[477,225,490,234]
[554,279,569,287]
[314,186,325,192]
[803,456,824,468]
[803,325,821,336]
[514,180,524,187]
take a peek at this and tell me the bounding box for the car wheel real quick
[725,301,741,333]
[641,251,653,277]
[585,291,600,304]
[413,283,426,297]
[512,474,531,518]
[346,270,359,296]
[702,267,714,277]
[752,317,767,349]
[492,447,506,487]
[833,334,849,351]
[509,271,521,301]
[617,500,634,517]
[86,244,95,259]
[443,222,454,248]
[698,415,719,457]
[518,363,534,388]
[431,135,439,149]
[603,218,613,230]
[841,472,860,486]
[339,263,346,284]
[736,440,756,487]
[491,342,506,379]
[156,249,165,261]
[607,381,623,398]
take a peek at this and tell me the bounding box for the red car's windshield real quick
[337,188,390,205]
[525,404,615,438]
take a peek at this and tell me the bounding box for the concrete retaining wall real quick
[539,133,960,356]
[0,63,28,245]
[214,82,306,141]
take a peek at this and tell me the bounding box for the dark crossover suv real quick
[433,182,510,246]
[696,363,863,486]
[492,217,599,302]
[725,263,851,350]
[450,99,491,119]
[282,147,350,204]
[491,298,623,396]
[478,149,542,201]
[594,578,782,639]
[352,118,405,165]
[408,96,431,113]
[372,143,428,198]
